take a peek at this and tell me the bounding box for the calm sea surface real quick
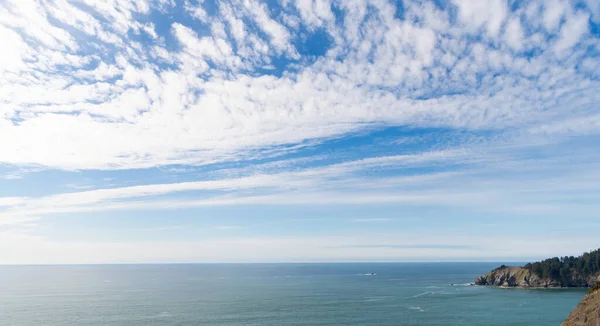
[0,263,586,325]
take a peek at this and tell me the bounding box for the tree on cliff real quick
[524,249,600,287]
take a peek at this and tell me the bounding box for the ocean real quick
[0,263,586,325]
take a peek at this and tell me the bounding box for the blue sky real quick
[1,0,600,263]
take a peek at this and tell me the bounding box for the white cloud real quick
[453,0,507,37]
[0,197,25,207]
[503,17,523,51]
[0,0,596,173]
[185,0,209,23]
[586,0,600,23]
[0,26,26,73]
[3,138,600,226]
[0,0,598,264]
[530,114,600,135]
[242,0,294,55]
[173,22,234,67]
[553,11,589,55]
[295,0,334,29]
[543,0,568,31]
[0,0,78,50]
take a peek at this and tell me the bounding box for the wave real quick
[364,296,392,302]
[147,312,172,319]
[409,292,431,298]
[408,306,425,312]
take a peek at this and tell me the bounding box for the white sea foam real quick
[409,292,431,298]
[364,296,391,302]
[408,306,425,312]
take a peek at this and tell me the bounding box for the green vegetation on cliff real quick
[524,249,600,287]
[476,248,600,288]
[588,282,600,294]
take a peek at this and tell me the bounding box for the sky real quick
[0,0,600,264]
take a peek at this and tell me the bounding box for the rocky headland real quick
[474,249,600,323]
[474,264,600,288]
[474,265,561,287]
[475,249,600,288]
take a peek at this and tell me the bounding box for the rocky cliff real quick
[562,286,600,326]
[474,265,561,287]
[475,265,600,288]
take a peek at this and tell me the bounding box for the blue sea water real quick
[0,263,586,325]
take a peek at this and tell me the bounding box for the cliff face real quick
[475,266,600,288]
[474,266,560,287]
[562,287,600,326]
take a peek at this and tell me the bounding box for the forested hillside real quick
[524,249,600,287]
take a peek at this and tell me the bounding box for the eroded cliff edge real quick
[474,265,562,287]
[562,285,600,326]
[475,264,600,288]
[475,249,600,288]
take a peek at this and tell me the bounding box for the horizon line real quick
[0,261,530,266]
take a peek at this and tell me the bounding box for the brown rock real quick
[562,288,600,326]
[474,266,559,288]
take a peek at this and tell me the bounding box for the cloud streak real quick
[2,136,600,226]
[1,232,597,264]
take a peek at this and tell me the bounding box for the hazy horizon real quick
[0,260,534,265]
